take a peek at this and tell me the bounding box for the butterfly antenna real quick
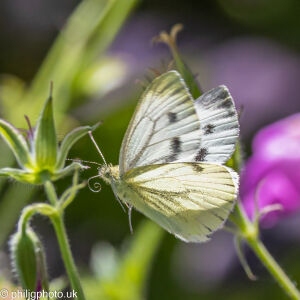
[128,205,133,234]
[66,158,102,167]
[89,131,108,166]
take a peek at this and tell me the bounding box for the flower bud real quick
[10,228,48,292]
[0,88,98,185]
[153,24,202,98]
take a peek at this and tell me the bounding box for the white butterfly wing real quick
[119,71,202,174]
[119,71,239,175]
[121,163,238,242]
[193,86,239,164]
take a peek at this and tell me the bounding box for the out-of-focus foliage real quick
[83,221,164,300]
[218,0,300,48]
[0,0,138,246]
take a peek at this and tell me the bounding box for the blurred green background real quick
[1,0,300,299]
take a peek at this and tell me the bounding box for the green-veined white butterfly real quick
[89,70,239,243]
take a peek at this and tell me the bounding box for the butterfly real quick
[89,70,239,243]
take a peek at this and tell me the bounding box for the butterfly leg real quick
[113,193,126,213]
[128,205,133,234]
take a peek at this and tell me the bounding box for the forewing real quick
[193,86,239,164]
[123,163,238,243]
[119,71,202,174]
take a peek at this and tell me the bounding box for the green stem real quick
[18,206,37,234]
[51,214,85,300]
[44,181,58,206]
[58,168,86,211]
[247,236,300,300]
[232,203,300,300]
[18,203,56,234]
[44,181,85,300]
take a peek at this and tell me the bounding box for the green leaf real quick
[56,125,97,170]
[90,242,120,280]
[101,221,164,300]
[82,221,164,300]
[0,75,26,121]
[0,119,32,168]
[81,0,140,66]
[23,0,109,115]
[25,0,139,116]
[34,92,58,171]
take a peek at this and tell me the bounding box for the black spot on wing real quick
[168,87,185,99]
[166,153,178,163]
[168,112,177,123]
[195,148,208,161]
[218,98,233,109]
[203,124,215,135]
[218,89,229,100]
[171,137,181,153]
[227,110,236,117]
[161,77,180,93]
[211,212,225,222]
[204,225,213,233]
[166,137,182,162]
[192,164,204,173]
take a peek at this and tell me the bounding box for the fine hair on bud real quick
[10,227,49,292]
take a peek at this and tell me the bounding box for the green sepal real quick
[0,92,95,185]
[0,119,32,168]
[0,167,54,185]
[35,236,50,292]
[226,140,242,172]
[53,162,84,181]
[153,24,202,99]
[56,123,99,170]
[10,229,38,291]
[0,168,38,184]
[34,92,58,171]
[234,235,257,281]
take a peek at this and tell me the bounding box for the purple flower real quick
[240,113,300,227]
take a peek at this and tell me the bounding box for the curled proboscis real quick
[87,175,102,193]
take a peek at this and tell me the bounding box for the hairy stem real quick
[51,214,85,300]
[247,236,300,300]
[44,181,85,300]
[18,203,56,234]
[232,203,300,300]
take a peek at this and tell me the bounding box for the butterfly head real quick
[98,164,120,184]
